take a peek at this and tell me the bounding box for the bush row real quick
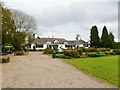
[83,48,110,52]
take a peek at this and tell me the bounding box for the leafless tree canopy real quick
[11,10,37,34]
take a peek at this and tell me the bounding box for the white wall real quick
[79,44,84,47]
[31,43,36,49]
[60,44,68,49]
[36,44,47,50]
[30,43,88,50]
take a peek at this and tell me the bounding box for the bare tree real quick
[11,9,37,34]
[11,10,37,48]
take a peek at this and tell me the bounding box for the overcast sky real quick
[3,0,119,41]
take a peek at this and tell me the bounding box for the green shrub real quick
[105,51,110,55]
[64,55,72,59]
[77,49,83,55]
[53,46,58,53]
[113,49,120,55]
[63,50,80,58]
[105,50,115,55]
[63,50,72,56]
[97,48,110,52]
[2,43,15,52]
[83,48,97,52]
[43,48,52,54]
[87,52,100,57]
[87,52,106,57]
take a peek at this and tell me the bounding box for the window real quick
[36,44,43,48]
[65,45,70,48]
[84,44,88,47]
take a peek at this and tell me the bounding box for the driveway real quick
[2,52,115,88]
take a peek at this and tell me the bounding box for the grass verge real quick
[63,56,118,86]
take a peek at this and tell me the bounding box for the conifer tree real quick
[101,26,110,48]
[90,25,100,48]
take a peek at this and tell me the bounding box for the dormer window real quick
[46,42,51,45]
[64,42,68,45]
[54,40,59,44]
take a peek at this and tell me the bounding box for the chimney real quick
[33,33,38,39]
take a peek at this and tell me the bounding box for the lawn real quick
[64,55,118,86]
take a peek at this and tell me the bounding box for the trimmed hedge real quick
[63,50,80,58]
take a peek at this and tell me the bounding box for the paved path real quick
[2,52,115,88]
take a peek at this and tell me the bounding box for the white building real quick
[30,37,90,50]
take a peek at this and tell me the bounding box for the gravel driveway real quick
[2,52,115,88]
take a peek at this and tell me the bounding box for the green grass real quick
[64,56,118,86]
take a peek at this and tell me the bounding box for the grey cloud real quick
[4,0,118,41]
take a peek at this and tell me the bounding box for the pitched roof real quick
[79,40,88,44]
[32,37,66,44]
[67,41,77,45]
[66,40,88,45]
[32,37,88,45]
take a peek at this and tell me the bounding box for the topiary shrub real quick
[43,48,52,54]
[63,50,80,58]
[64,50,72,56]
[77,49,83,55]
